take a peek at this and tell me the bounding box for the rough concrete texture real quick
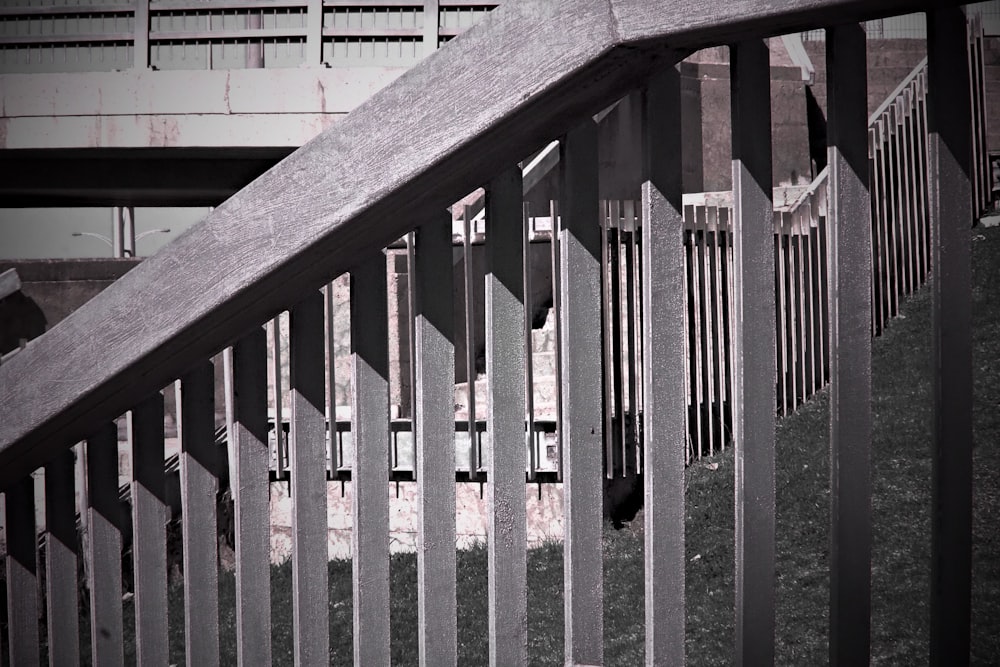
[522,47,813,199]
[681,60,813,192]
[0,258,141,334]
[677,40,814,191]
[0,68,409,149]
[268,480,564,562]
[802,38,928,118]
[1,258,230,442]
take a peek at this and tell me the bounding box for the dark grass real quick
[10,226,999,665]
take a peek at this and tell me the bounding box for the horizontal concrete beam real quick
[2,113,342,150]
[0,148,288,206]
[1,67,406,149]
[0,259,141,284]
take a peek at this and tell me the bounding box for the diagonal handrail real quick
[868,55,928,124]
[786,54,929,216]
[0,0,964,487]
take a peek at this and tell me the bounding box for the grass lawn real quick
[113,224,999,664]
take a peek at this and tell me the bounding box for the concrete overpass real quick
[0,0,494,207]
[1,66,410,206]
[1,1,995,234]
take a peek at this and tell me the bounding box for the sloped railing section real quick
[257,28,989,478]
[0,1,983,664]
[647,14,990,464]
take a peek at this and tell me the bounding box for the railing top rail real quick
[787,164,829,211]
[868,55,928,124]
[787,50,929,218]
[0,0,962,488]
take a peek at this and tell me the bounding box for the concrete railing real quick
[0,1,980,665]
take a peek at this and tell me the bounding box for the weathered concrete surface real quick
[0,67,409,205]
[0,259,228,442]
[0,67,407,149]
[802,38,928,118]
[0,259,141,339]
[524,42,814,199]
[680,59,813,192]
[269,481,565,562]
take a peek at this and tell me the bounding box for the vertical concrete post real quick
[641,63,687,667]
[730,38,777,667]
[112,207,124,258]
[927,7,974,665]
[826,22,873,666]
[307,0,323,65]
[134,0,149,70]
[424,1,440,56]
[122,207,136,258]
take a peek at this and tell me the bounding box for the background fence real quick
[251,27,989,478]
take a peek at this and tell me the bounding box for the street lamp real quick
[72,228,171,257]
[71,231,113,249]
[135,228,172,246]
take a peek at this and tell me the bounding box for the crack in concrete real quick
[605,0,624,44]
